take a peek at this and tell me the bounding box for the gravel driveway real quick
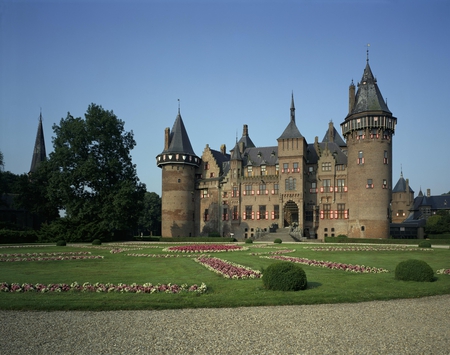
[1,294,449,354]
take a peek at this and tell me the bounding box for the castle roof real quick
[243,146,278,167]
[29,112,47,174]
[349,62,391,116]
[278,120,303,140]
[393,173,414,193]
[411,194,450,220]
[230,141,243,161]
[278,93,303,140]
[163,110,197,156]
[321,123,346,147]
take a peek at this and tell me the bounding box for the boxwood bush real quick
[92,239,102,245]
[245,238,253,244]
[418,240,432,248]
[395,259,434,282]
[262,262,307,291]
[273,238,282,244]
[56,240,66,246]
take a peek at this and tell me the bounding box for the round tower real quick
[156,108,201,237]
[340,59,397,238]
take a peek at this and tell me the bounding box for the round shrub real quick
[92,239,102,245]
[273,238,282,244]
[56,240,66,246]
[262,262,307,291]
[418,240,431,248]
[395,259,434,282]
[245,238,253,244]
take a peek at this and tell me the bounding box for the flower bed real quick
[163,244,247,253]
[0,255,104,262]
[303,246,433,252]
[436,269,450,275]
[194,256,261,279]
[0,281,207,294]
[0,251,92,258]
[249,249,295,256]
[127,253,202,258]
[261,255,389,273]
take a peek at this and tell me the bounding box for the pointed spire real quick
[29,111,47,174]
[366,43,370,63]
[278,93,303,140]
[290,91,295,123]
[350,61,391,115]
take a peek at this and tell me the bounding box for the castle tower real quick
[340,58,397,238]
[156,107,201,237]
[392,170,414,223]
[29,111,47,174]
[277,93,307,229]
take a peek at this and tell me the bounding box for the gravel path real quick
[1,295,449,354]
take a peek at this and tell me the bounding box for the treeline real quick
[0,104,161,243]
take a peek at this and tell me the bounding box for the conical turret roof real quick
[350,62,391,115]
[163,110,197,156]
[278,93,303,140]
[29,112,47,173]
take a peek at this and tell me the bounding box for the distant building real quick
[157,57,401,240]
[0,112,47,229]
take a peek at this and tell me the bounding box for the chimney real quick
[164,127,170,150]
[349,81,355,114]
[314,136,320,156]
[427,188,431,197]
[328,121,334,143]
[243,124,248,137]
[220,144,226,155]
[239,142,245,154]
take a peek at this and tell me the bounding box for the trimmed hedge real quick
[56,240,67,246]
[92,239,102,245]
[0,230,38,244]
[273,238,282,244]
[324,237,450,245]
[245,238,253,244]
[395,259,434,282]
[262,262,307,291]
[159,237,236,243]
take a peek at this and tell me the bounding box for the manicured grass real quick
[1,242,449,311]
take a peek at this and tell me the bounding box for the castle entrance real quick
[283,200,299,227]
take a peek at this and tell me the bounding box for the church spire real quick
[29,111,47,174]
[290,91,295,123]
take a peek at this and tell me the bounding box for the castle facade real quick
[156,59,398,240]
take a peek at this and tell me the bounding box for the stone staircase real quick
[255,227,304,243]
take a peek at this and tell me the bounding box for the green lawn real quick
[1,242,449,311]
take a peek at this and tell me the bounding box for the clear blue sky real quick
[1,0,449,197]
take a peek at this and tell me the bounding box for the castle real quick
[156,58,402,240]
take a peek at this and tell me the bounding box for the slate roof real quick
[238,135,255,149]
[230,142,243,161]
[29,113,47,173]
[411,194,450,219]
[392,174,414,193]
[321,125,347,147]
[278,120,303,140]
[211,149,230,167]
[243,146,278,167]
[350,62,391,116]
[163,111,197,156]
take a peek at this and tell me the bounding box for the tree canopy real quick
[138,191,161,236]
[45,103,146,241]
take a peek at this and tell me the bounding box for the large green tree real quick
[14,164,60,227]
[138,192,161,236]
[46,103,145,241]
